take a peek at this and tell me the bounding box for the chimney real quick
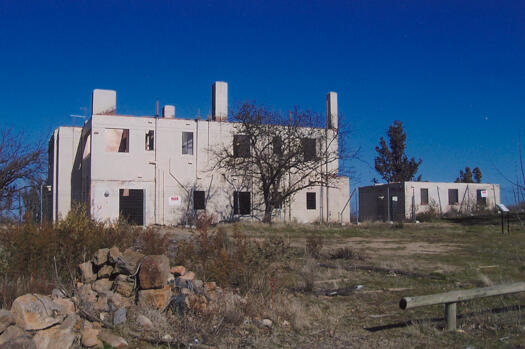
[92,89,116,116]
[211,81,228,121]
[326,91,338,129]
[162,105,175,119]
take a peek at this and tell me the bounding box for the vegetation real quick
[374,120,422,183]
[455,166,482,183]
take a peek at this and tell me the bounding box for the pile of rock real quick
[0,246,228,348]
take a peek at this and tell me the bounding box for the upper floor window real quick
[182,132,193,155]
[105,128,129,153]
[145,130,154,151]
[302,138,317,161]
[233,135,250,158]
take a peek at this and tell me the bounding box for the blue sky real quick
[0,1,524,204]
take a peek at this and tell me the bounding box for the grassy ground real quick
[166,216,525,348]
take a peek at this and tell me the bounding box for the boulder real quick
[113,308,127,326]
[136,314,154,331]
[32,326,75,349]
[0,325,26,345]
[80,328,102,348]
[138,255,170,289]
[114,249,143,275]
[180,271,195,281]
[170,265,186,276]
[60,314,79,330]
[138,286,171,310]
[78,285,97,304]
[1,335,36,349]
[0,310,15,334]
[98,330,128,348]
[107,246,122,264]
[92,279,113,294]
[53,298,75,316]
[97,265,113,279]
[114,275,134,297]
[10,294,63,331]
[79,262,96,283]
[107,292,132,310]
[93,294,109,313]
[92,248,109,266]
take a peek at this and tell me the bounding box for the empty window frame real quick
[448,189,459,205]
[182,132,193,155]
[105,128,129,152]
[145,130,154,151]
[476,189,487,206]
[233,135,250,158]
[306,192,316,210]
[272,191,283,209]
[302,138,317,161]
[233,191,251,215]
[420,188,429,205]
[193,190,206,210]
[272,136,283,156]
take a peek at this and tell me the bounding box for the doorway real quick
[119,189,144,225]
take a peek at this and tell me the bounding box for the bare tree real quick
[0,129,44,217]
[211,102,349,223]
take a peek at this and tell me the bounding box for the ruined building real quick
[47,82,350,225]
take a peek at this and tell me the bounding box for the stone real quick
[97,264,114,279]
[51,289,66,299]
[113,308,127,326]
[79,262,96,283]
[170,265,186,276]
[93,248,109,266]
[108,292,133,310]
[78,285,97,304]
[261,318,273,328]
[81,328,102,348]
[1,335,36,349]
[93,294,109,313]
[136,314,154,331]
[204,282,217,292]
[92,279,113,294]
[180,271,195,281]
[138,286,171,310]
[139,255,170,289]
[10,294,63,331]
[0,325,26,345]
[98,330,128,348]
[53,298,75,315]
[107,246,122,264]
[60,314,79,330]
[32,326,75,349]
[114,249,143,275]
[114,275,134,297]
[0,310,15,334]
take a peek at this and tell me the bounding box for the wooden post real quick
[445,302,456,331]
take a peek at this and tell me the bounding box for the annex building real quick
[47,82,350,225]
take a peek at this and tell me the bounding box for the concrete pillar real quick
[326,91,338,129]
[92,89,116,115]
[163,105,175,118]
[212,81,228,121]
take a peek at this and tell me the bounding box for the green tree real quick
[374,120,422,183]
[455,166,482,183]
[473,167,482,183]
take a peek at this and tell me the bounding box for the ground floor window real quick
[421,188,429,205]
[448,189,459,205]
[193,190,206,210]
[476,189,487,206]
[306,192,316,210]
[233,191,251,215]
[119,189,144,225]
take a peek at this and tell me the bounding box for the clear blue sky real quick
[1,1,524,203]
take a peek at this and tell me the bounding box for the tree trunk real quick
[263,205,273,224]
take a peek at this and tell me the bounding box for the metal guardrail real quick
[399,282,525,331]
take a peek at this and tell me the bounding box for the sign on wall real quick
[169,195,181,207]
[480,190,488,198]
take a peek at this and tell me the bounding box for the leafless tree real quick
[0,129,44,217]
[211,102,352,223]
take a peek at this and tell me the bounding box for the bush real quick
[329,247,365,261]
[305,236,323,259]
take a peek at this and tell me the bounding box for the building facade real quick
[359,181,500,221]
[47,82,351,225]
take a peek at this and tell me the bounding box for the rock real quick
[114,249,143,275]
[32,326,75,349]
[180,288,192,295]
[79,262,96,283]
[98,330,128,348]
[81,328,102,348]
[138,286,172,310]
[93,294,109,313]
[0,325,26,345]
[136,315,154,331]
[93,248,109,266]
[113,308,127,326]
[97,265,113,279]
[0,310,15,334]
[114,275,134,297]
[180,271,195,281]
[92,279,113,294]
[170,265,186,276]
[107,246,122,264]
[261,318,273,328]
[1,335,36,349]
[60,314,79,330]
[10,294,63,331]
[107,292,132,310]
[139,255,170,289]
[204,282,217,292]
[51,289,66,299]
[78,285,97,304]
[53,298,75,315]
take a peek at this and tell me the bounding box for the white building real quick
[47,82,351,225]
[359,181,501,221]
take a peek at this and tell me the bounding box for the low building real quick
[359,181,500,221]
[47,82,350,225]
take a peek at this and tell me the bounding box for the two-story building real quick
[47,82,351,225]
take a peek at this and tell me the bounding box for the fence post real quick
[445,302,456,331]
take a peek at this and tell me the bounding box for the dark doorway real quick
[233,191,251,215]
[119,189,144,225]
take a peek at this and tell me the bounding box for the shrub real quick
[305,236,323,259]
[329,247,365,261]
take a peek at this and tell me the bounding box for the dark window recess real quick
[233,191,251,215]
[448,189,459,205]
[233,135,250,158]
[119,189,144,225]
[182,132,193,155]
[306,192,316,210]
[273,136,283,156]
[105,128,129,153]
[420,188,429,205]
[476,189,487,206]
[272,192,282,209]
[145,130,154,151]
[302,138,317,161]
[193,190,206,210]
